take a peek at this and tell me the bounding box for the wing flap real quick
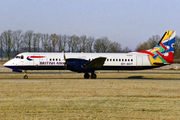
[83,57,106,70]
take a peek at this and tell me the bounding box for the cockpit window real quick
[15,55,24,59]
[15,56,21,59]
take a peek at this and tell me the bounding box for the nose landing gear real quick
[24,70,28,79]
[24,75,28,79]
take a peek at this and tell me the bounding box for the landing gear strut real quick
[84,73,97,79]
[24,70,28,79]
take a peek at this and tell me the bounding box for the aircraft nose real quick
[3,61,9,67]
[3,60,12,67]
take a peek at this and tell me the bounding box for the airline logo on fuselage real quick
[27,56,45,61]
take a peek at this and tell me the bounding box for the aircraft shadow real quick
[99,76,180,80]
[0,75,180,80]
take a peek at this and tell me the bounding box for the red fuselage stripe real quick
[28,56,45,58]
[138,51,155,56]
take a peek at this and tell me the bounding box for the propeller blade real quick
[64,53,66,63]
[63,53,67,70]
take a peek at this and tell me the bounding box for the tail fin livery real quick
[138,31,176,66]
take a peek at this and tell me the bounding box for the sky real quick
[1,0,180,51]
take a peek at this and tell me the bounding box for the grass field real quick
[1,62,180,119]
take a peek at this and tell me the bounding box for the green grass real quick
[1,62,180,119]
[1,76,180,119]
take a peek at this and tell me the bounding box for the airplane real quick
[3,31,176,79]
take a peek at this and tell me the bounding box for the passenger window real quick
[110,59,112,61]
[56,58,58,61]
[113,59,115,61]
[119,59,121,61]
[53,59,55,61]
[50,59,52,61]
[128,59,130,61]
[131,59,133,61]
[116,59,118,61]
[107,59,109,61]
[59,59,61,61]
[21,55,24,59]
[122,59,124,61]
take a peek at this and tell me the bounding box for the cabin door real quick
[136,56,143,68]
[33,54,40,66]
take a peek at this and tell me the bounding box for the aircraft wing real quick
[83,57,106,70]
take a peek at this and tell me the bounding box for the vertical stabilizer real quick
[138,31,176,66]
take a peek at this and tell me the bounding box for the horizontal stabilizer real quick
[153,63,165,66]
[83,57,106,70]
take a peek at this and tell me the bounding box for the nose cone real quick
[3,60,13,69]
[3,61,10,67]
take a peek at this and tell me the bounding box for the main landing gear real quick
[84,73,97,79]
[24,70,28,79]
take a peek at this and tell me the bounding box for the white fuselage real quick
[4,52,154,71]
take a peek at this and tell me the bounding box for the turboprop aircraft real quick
[4,31,176,79]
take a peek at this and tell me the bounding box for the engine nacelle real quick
[66,58,93,73]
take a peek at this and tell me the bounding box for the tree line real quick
[1,30,180,60]
[0,30,132,60]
